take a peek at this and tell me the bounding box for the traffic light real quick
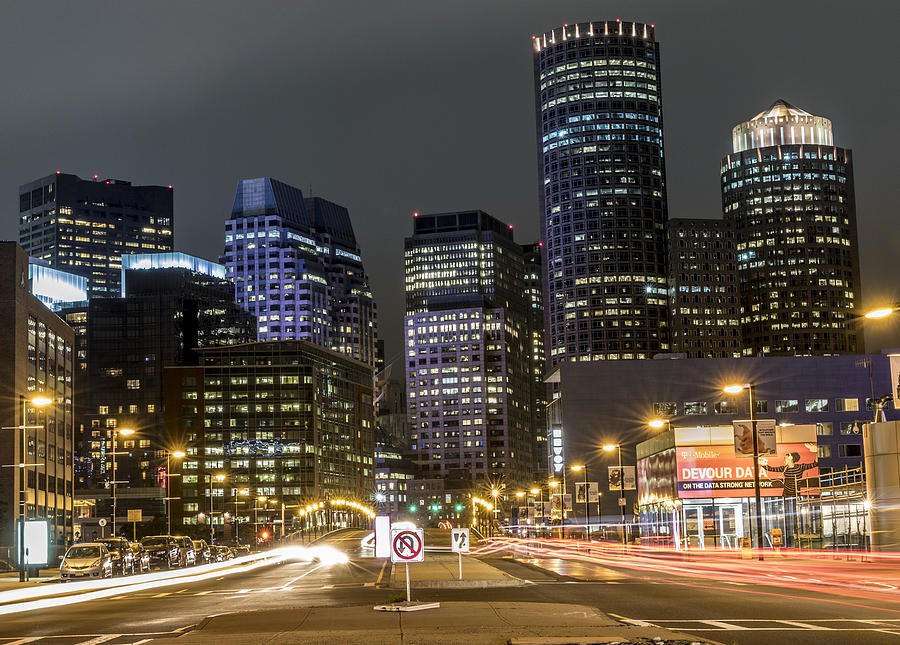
[409,504,418,513]
[455,504,464,512]
[430,504,440,512]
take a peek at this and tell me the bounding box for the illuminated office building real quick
[224,178,378,368]
[523,243,548,476]
[163,341,374,531]
[534,20,669,366]
[0,243,75,556]
[404,211,533,485]
[667,219,742,358]
[28,259,88,312]
[19,172,174,297]
[77,253,255,492]
[721,100,862,355]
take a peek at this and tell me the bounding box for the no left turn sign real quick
[390,528,424,562]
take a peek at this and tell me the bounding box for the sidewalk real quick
[0,567,58,589]
[389,554,526,589]
[153,602,720,644]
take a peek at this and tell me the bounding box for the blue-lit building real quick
[19,172,174,297]
[223,178,378,368]
[28,259,88,311]
[77,253,255,498]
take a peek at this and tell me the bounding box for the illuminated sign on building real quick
[121,252,226,295]
[28,262,88,310]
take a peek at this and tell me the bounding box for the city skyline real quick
[1,2,898,360]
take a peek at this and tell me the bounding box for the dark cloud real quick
[1,1,898,358]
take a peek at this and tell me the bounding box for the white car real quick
[60,543,114,580]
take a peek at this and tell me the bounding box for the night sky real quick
[2,1,898,360]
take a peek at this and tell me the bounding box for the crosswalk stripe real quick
[701,620,749,630]
[3,638,42,645]
[778,620,829,630]
[150,592,171,598]
[73,635,121,645]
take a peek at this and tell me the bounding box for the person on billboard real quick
[758,444,817,547]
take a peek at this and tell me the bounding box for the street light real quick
[490,488,500,537]
[111,427,135,538]
[6,395,53,582]
[165,449,186,535]
[723,382,765,561]
[603,444,627,546]
[864,307,895,319]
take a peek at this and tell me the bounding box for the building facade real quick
[77,253,255,493]
[534,21,669,366]
[721,100,862,355]
[162,341,374,534]
[0,243,76,557]
[19,172,174,297]
[667,218,742,358]
[523,243,549,476]
[223,178,378,367]
[404,211,533,486]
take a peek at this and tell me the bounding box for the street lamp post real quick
[571,465,589,538]
[603,444,626,547]
[111,427,135,538]
[166,450,186,536]
[724,382,765,561]
[490,488,499,537]
[548,480,560,537]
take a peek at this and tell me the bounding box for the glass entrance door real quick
[718,504,744,549]
[683,506,704,549]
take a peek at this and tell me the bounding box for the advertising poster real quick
[677,442,818,498]
[733,419,777,456]
[608,465,636,491]
[891,354,900,399]
[550,493,574,512]
[575,482,600,504]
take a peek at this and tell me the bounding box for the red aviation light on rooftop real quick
[538,242,543,247]
[413,211,419,217]
[508,224,513,229]
[93,174,99,180]
[56,170,61,175]
[168,185,173,189]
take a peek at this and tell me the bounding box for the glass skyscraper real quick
[223,178,378,368]
[534,20,669,366]
[19,172,174,297]
[721,100,862,355]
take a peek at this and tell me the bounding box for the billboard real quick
[677,442,818,499]
[20,519,50,567]
[574,481,599,504]
[608,465,636,491]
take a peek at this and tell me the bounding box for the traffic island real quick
[389,554,528,589]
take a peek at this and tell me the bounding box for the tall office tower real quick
[721,100,862,355]
[224,178,378,367]
[667,219,742,358]
[78,253,255,492]
[404,211,532,485]
[19,172,174,297]
[534,20,669,366]
[522,243,548,476]
[163,341,374,533]
[0,243,76,555]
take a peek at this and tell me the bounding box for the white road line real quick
[2,638,42,645]
[73,635,121,645]
[278,563,324,589]
[618,618,656,627]
[701,620,749,630]
[192,590,213,595]
[150,592,172,598]
[778,620,830,630]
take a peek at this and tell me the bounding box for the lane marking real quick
[375,560,387,585]
[778,620,830,630]
[701,620,748,630]
[150,592,172,598]
[2,638,42,645]
[73,636,121,645]
[278,563,324,589]
[192,590,213,596]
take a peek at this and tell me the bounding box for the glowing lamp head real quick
[257,495,267,502]
[490,488,499,497]
[548,480,559,488]
[515,491,525,498]
[570,465,583,472]
[215,473,226,483]
[172,450,186,459]
[865,307,894,319]
[118,428,135,436]
[723,385,744,395]
[602,444,617,453]
[529,488,539,495]
[649,419,666,429]
[30,395,53,408]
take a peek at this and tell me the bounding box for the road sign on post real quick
[451,528,469,580]
[127,509,142,542]
[391,527,424,603]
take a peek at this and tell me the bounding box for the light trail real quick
[476,536,900,603]
[0,544,347,616]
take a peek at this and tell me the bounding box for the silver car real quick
[60,543,114,580]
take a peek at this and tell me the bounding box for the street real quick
[0,529,898,644]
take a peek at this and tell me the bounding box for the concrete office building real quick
[534,20,669,366]
[223,178,378,368]
[18,172,174,297]
[0,243,76,556]
[721,100,862,355]
[404,211,533,486]
[667,218,742,358]
[162,341,374,533]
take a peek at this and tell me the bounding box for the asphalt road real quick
[0,529,897,645]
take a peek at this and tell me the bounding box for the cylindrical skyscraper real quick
[721,100,862,355]
[534,20,669,367]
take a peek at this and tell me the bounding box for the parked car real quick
[140,535,181,569]
[129,542,151,573]
[59,543,114,580]
[173,536,196,567]
[234,545,251,557]
[96,537,135,575]
[192,539,211,565]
